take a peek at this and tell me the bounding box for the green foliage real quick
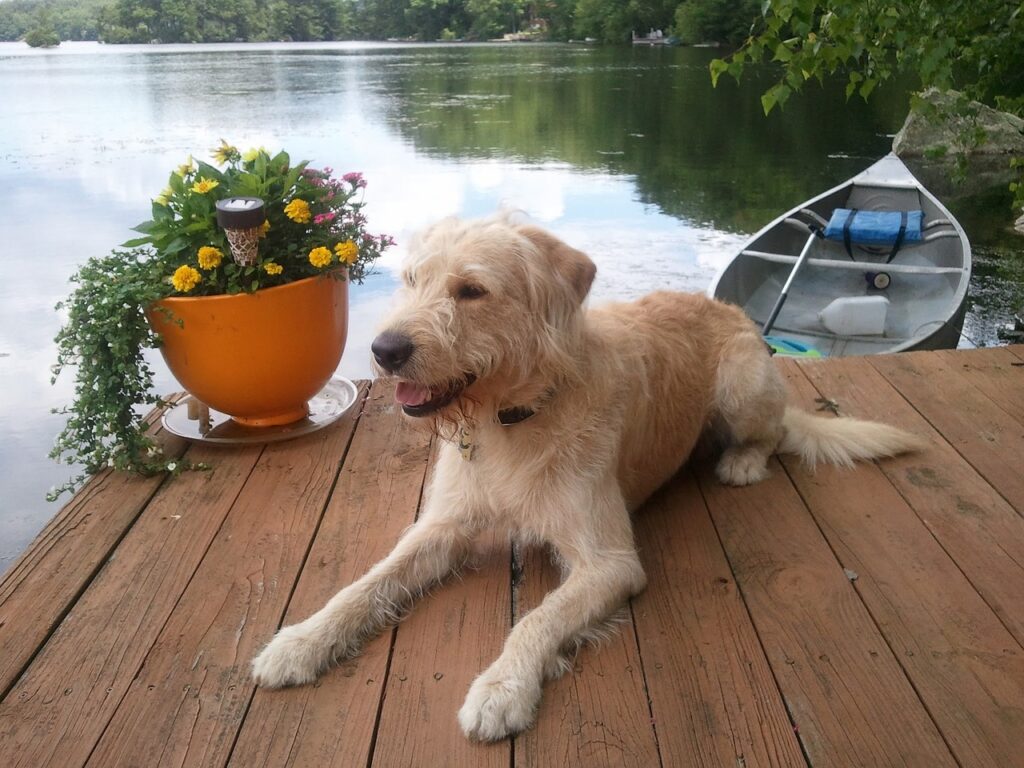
[22,4,61,46]
[50,141,392,499]
[24,25,60,46]
[673,0,758,46]
[49,250,188,500]
[709,0,1024,212]
[0,0,683,43]
[0,0,107,42]
[573,0,677,43]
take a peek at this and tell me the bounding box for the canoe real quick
[709,153,972,357]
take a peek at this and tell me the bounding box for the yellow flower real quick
[171,265,202,293]
[262,261,283,275]
[284,199,311,224]
[175,155,194,177]
[243,146,266,163]
[308,246,333,269]
[211,139,239,165]
[259,219,271,239]
[197,246,223,270]
[154,186,173,206]
[334,240,358,265]
[191,178,219,194]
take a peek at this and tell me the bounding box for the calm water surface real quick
[1,41,1020,571]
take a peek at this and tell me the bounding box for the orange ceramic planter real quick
[147,274,348,427]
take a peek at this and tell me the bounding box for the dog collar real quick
[497,405,536,426]
[457,404,539,462]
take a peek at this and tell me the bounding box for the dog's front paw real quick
[458,665,542,741]
[252,623,333,688]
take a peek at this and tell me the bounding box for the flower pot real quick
[147,274,348,427]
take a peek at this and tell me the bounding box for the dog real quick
[251,213,923,740]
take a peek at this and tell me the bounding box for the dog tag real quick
[457,426,476,461]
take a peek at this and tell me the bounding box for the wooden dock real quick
[1,346,1023,767]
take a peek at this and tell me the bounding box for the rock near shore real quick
[893,88,1024,158]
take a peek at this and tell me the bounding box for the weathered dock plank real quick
[630,472,806,768]
[373,531,512,768]
[83,384,369,768]
[1,347,1022,768]
[0,398,187,695]
[700,460,957,767]
[788,356,1024,646]
[869,351,1024,512]
[933,346,1024,426]
[514,544,660,768]
[0,442,263,768]
[227,381,431,768]
[781,358,1024,768]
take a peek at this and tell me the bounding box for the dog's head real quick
[372,214,596,425]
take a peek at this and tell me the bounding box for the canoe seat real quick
[823,208,922,261]
[784,209,959,264]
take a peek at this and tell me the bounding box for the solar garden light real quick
[215,196,266,266]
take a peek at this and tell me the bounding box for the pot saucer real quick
[161,377,359,445]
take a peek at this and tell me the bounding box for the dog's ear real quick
[518,226,596,305]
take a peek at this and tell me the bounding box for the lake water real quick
[1,41,1020,573]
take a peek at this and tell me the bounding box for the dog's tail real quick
[778,407,925,468]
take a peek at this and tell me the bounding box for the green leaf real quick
[761,83,791,115]
[131,220,158,234]
[120,237,152,248]
[709,58,728,87]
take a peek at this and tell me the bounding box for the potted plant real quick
[49,141,393,499]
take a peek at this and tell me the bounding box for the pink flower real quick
[343,172,367,188]
[313,212,336,225]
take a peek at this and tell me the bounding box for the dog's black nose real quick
[371,331,415,372]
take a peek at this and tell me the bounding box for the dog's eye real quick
[456,283,487,300]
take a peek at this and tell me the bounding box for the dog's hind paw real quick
[458,666,542,741]
[716,446,770,486]
[251,623,332,688]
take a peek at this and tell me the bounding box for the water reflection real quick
[0,41,1018,573]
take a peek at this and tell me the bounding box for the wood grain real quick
[630,471,805,768]
[227,380,433,768]
[0,441,262,768]
[781,357,1024,767]
[931,347,1024,426]
[787,355,1024,646]
[868,350,1024,512]
[83,384,369,768]
[2,349,1024,766]
[700,453,956,767]
[371,531,512,768]
[0,397,187,695]
[513,543,659,768]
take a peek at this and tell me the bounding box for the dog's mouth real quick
[394,375,476,417]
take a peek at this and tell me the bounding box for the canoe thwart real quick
[740,250,964,276]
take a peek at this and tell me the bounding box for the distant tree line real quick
[0,0,759,45]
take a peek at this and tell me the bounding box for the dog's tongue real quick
[395,381,431,407]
